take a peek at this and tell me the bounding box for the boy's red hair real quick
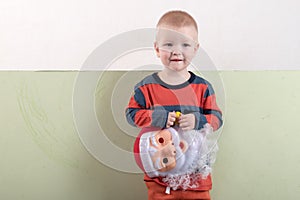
[157,10,198,32]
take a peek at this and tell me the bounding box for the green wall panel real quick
[0,71,299,199]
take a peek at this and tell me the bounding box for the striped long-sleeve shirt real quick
[126,71,223,191]
[126,71,223,131]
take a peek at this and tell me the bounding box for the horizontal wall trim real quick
[1,67,300,71]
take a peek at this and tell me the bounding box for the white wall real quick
[1,0,299,70]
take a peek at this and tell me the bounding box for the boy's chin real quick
[168,65,188,72]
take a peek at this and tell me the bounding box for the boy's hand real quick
[166,111,176,128]
[178,113,195,131]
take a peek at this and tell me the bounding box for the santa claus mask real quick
[138,124,213,178]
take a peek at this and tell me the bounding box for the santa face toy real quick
[146,128,186,173]
[137,124,213,178]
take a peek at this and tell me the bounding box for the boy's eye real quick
[163,43,173,47]
[183,43,191,47]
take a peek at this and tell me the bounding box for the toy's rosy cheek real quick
[179,140,188,153]
[158,137,164,143]
[179,141,184,149]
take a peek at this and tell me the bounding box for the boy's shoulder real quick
[190,72,210,85]
[134,72,158,89]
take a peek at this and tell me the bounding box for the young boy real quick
[126,10,223,200]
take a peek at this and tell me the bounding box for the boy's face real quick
[154,25,199,72]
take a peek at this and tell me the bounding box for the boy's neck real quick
[158,69,191,85]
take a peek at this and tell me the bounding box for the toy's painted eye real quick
[158,137,164,143]
[163,158,168,164]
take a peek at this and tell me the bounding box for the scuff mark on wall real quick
[16,81,81,169]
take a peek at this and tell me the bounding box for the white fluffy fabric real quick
[161,124,219,190]
[139,123,219,190]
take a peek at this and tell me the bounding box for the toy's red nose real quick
[158,137,164,143]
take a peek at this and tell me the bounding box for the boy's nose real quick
[171,47,182,55]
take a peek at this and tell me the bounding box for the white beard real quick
[139,123,219,190]
[162,124,219,190]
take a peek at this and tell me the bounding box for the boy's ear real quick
[154,42,160,58]
[194,42,200,52]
